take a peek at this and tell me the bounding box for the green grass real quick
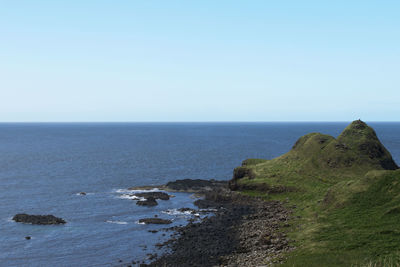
[231,120,400,266]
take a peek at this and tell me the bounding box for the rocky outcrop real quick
[13,214,66,225]
[139,218,172,224]
[132,192,170,200]
[165,179,227,193]
[136,197,158,206]
[128,179,228,195]
[229,166,256,190]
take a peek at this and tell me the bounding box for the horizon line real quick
[0,120,399,124]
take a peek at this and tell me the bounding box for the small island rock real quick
[13,214,66,225]
[136,197,158,206]
[132,192,170,200]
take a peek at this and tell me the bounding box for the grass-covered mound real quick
[230,120,400,266]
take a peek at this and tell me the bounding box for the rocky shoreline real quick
[130,179,295,267]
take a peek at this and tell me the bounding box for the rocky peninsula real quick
[133,120,400,266]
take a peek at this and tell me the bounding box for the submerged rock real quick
[136,197,158,206]
[13,214,66,225]
[139,218,172,224]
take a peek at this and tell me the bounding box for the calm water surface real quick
[1,122,399,266]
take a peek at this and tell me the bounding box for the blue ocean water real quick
[0,122,399,266]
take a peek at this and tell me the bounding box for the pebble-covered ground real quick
[146,190,295,267]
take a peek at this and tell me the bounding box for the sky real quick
[0,1,399,122]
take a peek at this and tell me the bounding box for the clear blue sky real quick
[1,1,399,122]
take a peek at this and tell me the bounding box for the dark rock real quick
[147,253,157,260]
[229,167,256,190]
[147,190,293,267]
[139,218,172,224]
[25,236,31,240]
[136,197,158,207]
[194,199,219,209]
[78,192,86,196]
[232,167,255,180]
[165,179,227,192]
[177,208,198,214]
[133,192,170,200]
[13,214,66,225]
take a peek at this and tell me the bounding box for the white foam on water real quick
[113,188,162,194]
[116,194,146,201]
[200,208,218,212]
[135,221,146,225]
[106,220,128,225]
[162,209,196,216]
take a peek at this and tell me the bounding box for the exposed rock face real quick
[136,197,158,206]
[13,214,66,225]
[229,167,257,190]
[232,167,256,180]
[132,192,170,200]
[139,218,172,224]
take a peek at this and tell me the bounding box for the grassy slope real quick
[233,121,400,266]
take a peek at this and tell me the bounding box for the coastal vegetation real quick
[230,120,400,266]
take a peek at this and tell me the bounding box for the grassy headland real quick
[229,120,400,266]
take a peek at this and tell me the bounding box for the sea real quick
[1,122,399,266]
